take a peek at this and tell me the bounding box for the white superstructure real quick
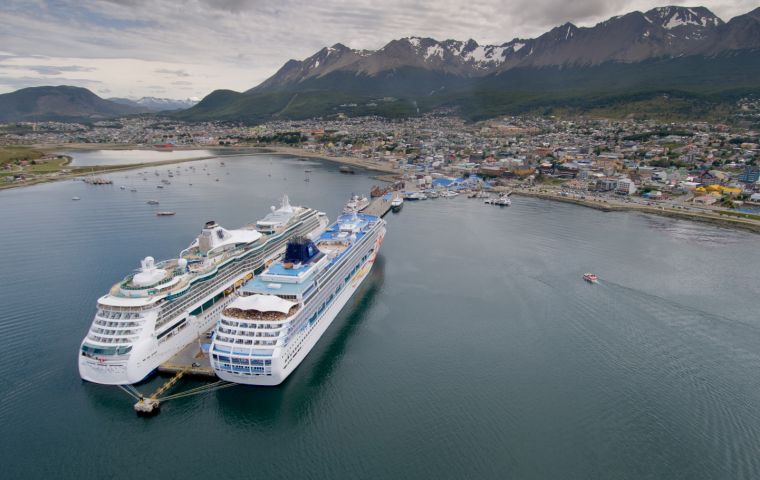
[210,212,386,385]
[78,196,328,385]
[342,194,370,213]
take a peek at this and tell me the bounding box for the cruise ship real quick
[78,196,328,385]
[210,211,386,385]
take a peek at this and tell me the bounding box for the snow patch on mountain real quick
[425,44,444,60]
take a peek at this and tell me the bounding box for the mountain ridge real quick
[249,4,756,91]
[109,96,199,112]
[176,5,760,123]
[0,85,143,122]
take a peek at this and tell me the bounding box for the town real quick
[1,112,759,227]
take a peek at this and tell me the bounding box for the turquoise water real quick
[1,153,760,479]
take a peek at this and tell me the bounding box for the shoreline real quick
[0,147,275,191]
[1,144,398,191]
[4,144,757,234]
[508,188,760,234]
[260,146,398,174]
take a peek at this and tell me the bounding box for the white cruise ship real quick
[78,196,328,385]
[210,211,386,385]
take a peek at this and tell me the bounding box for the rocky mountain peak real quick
[644,5,723,30]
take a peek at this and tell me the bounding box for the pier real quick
[158,329,217,378]
[362,196,393,218]
[130,328,235,415]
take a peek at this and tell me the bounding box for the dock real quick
[158,329,217,378]
[133,328,220,415]
[363,195,393,217]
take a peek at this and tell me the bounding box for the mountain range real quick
[177,5,760,122]
[109,96,198,112]
[0,86,197,122]
[1,5,759,124]
[0,86,143,122]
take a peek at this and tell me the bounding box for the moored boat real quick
[485,193,511,206]
[78,195,329,385]
[343,194,370,213]
[210,211,386,385]
[391,195,404,212]
[403,191,427,201]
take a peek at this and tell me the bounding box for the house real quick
[699,170,727,186]
[615,178,637,195]
[596,177,618,192]
[739,165,760,184]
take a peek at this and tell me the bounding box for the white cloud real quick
[0,0,755,98]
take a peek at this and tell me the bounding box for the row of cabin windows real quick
[94,319,142,328]
[282,243,374,366]
[285,252,367,354]
[214,335,276,346]
[212,355,271,366]
[217,327,279,338]
[91,327,139,337]
[98,310,142,320]
[221,318,281,329]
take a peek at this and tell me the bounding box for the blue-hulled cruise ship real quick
[210,211,386,385]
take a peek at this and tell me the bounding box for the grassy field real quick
[0,146,44,166]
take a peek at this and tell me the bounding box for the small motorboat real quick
[71,196,81,201]
[484,193,511,206]
[339,166,355,174]
[156,211,176,216]
[403,191,427,201]
[147,200,159,205]
[583,273,598,283]
[343,194,370,213]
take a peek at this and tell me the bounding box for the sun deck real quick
[240,213,380,299]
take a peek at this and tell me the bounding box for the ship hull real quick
[214,238,381,386]
[78,294,234,385]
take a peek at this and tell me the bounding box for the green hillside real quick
[175,50,760,124]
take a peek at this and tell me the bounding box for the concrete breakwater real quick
[509,189,760,234]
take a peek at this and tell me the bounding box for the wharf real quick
[363,196,393,218]
[158,329,217,379]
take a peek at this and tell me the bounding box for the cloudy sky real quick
[0,0,755,99]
